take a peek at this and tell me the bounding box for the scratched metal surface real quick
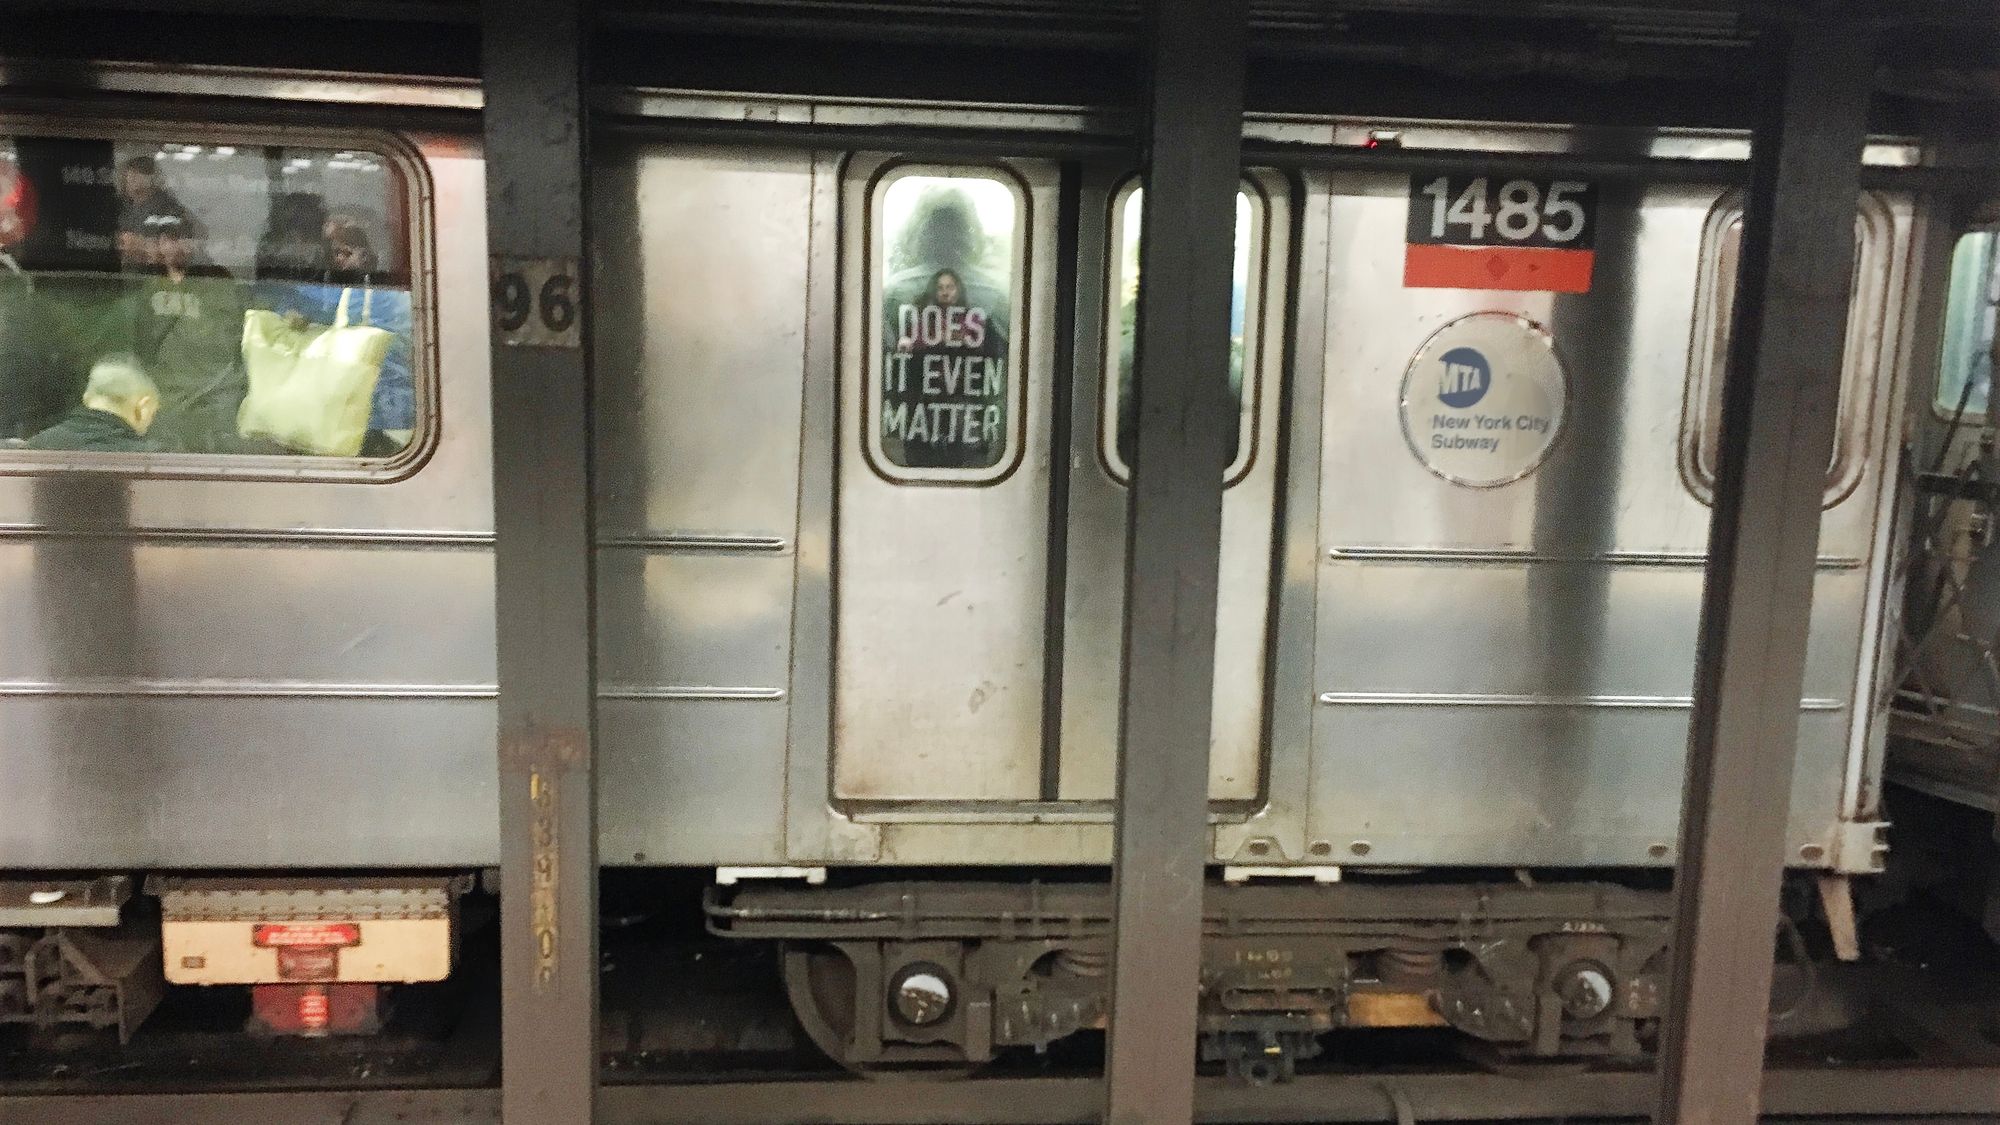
[0,131,498,868]
[0,97,1923,873]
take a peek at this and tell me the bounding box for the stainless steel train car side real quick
[0,83,1965,1066]
[1,123,499,870]
[0,100,1925,878]
[589,112,1922,877]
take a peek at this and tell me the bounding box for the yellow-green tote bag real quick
[238,288,392,457]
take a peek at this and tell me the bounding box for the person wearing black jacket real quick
[25,354,159,453]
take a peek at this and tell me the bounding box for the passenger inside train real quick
[127,208,249,453]
[21,353,158,452]
[325,215,416,454]
[115,155,197,270]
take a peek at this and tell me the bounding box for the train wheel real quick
[780,943,977,1079]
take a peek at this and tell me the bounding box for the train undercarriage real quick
[3,820,1996,1112]
[710,878,1672,1082]
[0,868,1859,1085]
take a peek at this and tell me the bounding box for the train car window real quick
[867,166,1025,484]
[0,128,423,472]
[1935,230,1998,419]
[1683,192,1891,504]
[1102,182,1261,485]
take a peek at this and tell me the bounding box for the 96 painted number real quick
[490,257,583,348]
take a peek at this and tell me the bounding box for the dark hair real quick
[326,217,379,276]
[897,190,981,274]
[120,156,157,177]
[928,268,963,304]
[256,192,332,280]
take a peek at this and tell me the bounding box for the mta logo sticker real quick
[1437,347,1490,408]
[1399,313,1568,488]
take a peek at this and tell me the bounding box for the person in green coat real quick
[122,208,247,454]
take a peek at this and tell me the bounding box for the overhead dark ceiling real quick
[23,0,2000,43]
[4,0,1997,131]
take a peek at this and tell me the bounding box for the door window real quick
[1681,191,1891,504]
[867,166,1026,484]
[1102,182,1263,485]
[1936,229,1998,419]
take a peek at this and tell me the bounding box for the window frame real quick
[1678,187,1893,508]
[1098,174,1268,489]
[860,160,1031,487]
[0,113,438,484]
[1931,226,1999,423]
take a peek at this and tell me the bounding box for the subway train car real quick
[0,70,1982,1075]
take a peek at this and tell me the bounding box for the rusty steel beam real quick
[482,0,600,1121]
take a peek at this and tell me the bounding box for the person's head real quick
[325,217,377,274]
[118,157,158,205]
[258,193,333,279]
[81,355,159,435]
[144,210,195,272]
[900,189,981,275]
[930,269,963,306]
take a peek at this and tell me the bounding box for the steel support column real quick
[1104,2,1247,1122]
[1658,14,1874,1125]
[481,0,599,1122]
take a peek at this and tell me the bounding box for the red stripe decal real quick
[1403,243,1596,293]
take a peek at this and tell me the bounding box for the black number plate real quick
[490,256,583,348]
[1406,175,1599,251]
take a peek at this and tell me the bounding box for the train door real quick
[832,157,1060,803]
[1048,171,1290,812]
[830,157,1290,823]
